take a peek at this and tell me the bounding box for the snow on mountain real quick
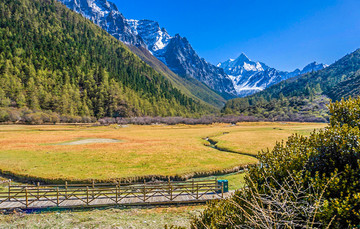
[300,62,328,74]
[218,55,327,97]
[126,19,236,95]
[57,0,236,96]
[58,0,145,47]
[126,19,171,53]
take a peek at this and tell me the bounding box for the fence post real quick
[143,180,146,202]
[65,181,68,199]
[92,180,95,198]
[196,184,199,199]
[116,185,118,204]
[56,187,59,207]
[86,186,89,206]
[215,178,217,191]
[8,180,11,201]
[37,182,40,200]
[25,188,28,208]
[168,177,171,195]
[170,184,173,201]
[221,183,224,199]
[192,179,194,194]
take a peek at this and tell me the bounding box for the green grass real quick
[0,206,203,228]
[194,172,247,191]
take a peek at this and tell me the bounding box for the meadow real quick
[210,122,324,155]
[0,122,326,184]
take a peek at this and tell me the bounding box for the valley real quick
[0,0,359,227]
[0,123,325,183]
[0,122,325,228]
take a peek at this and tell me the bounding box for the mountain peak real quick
[218,53,267,74]
[218,53,327,97]
[236,53,250,62]
[301,61,328,74]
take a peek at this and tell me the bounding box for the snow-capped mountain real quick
[58,0,145,47]
[57,0,325,99]
[218,54,327,97]
[125,19,236,95]
[58,0,236,96]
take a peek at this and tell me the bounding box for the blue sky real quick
[112,0,360,71]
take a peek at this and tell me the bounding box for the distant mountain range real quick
[58,0,329,102]
[223,48,360,121]
[218,53,327,97]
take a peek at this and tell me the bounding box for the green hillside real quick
[0,0,212,120]
[222,49,360,121]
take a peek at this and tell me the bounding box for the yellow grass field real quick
[0,123,326,183]
[210,122,325,155]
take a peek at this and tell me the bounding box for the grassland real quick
[0,123,326,183]
[210,122,325,155]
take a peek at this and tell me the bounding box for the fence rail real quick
[0,179,226,210]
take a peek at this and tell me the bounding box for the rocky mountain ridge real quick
[218,53,327,97]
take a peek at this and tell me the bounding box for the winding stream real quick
[203,132,258,159]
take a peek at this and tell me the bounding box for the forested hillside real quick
[0,0,212,122]
[222,49,360,122]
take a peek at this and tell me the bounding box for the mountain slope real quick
[58,0,237,97]
[218,53,327,97]
[327,69,360,101]
[128,45,226,108]
[159,34,236,97]
[0,0,211,118]
[222,49,360,121]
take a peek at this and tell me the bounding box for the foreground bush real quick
[191,97,360,228]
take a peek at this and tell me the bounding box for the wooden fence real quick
[0,179,226,210]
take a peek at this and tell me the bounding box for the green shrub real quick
[0,108,9,122]
[329,96,360,128]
